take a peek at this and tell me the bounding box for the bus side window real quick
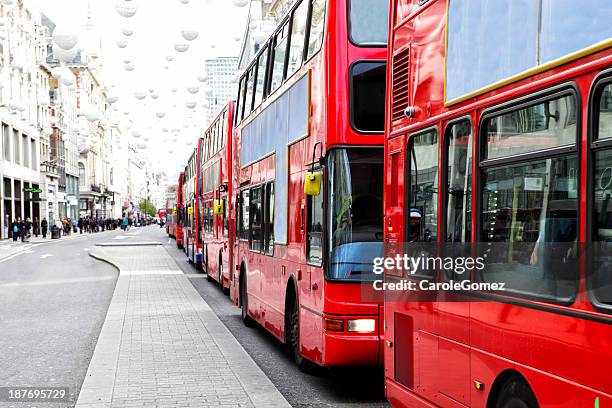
[306,182,323,265]
[444,119,472,243]
[265,182,275,255]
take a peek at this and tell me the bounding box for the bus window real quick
[270,23,289,93]
[244,67,255,117]
[240,190,250,240]
[265,182,275,255]
[287,0,308,78]
[222,197,229,238]
[485,94,577,160]
[307,180,324,265]
[408,129,438,243]
[254,47,268,108]
[592,82,612,307]
[480,92,579,302]
[348,0,389,46]
[237,76,245,122]
[306,0,326,59]
[328,148,384,280]
[445,120,472,243]
[350,61,386,133]
[250,186,264,252]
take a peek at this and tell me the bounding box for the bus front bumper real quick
[321,315,382,366]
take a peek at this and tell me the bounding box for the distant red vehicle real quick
[183,140,204,269]
[176,172,185,249]
[383,0,612,407]
[165,185,178,238]
[200,101,234,294]
[230,0,388,371]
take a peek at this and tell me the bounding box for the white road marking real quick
[114,236,129,240]
[40,254,53,259]
[0,275,115,288]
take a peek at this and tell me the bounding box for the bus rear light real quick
[323,318,344,332]
[347,319,376,333]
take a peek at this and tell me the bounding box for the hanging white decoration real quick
[181,30,199,41]
[187,86,199,94]
[134,91,147,100]
[185,101,197,109]
[173,43,189,52]
[233,0,248,7]
[52,27,78,51]
[116,39,128,48]
[115,1,138,18]
[156,112,165,119]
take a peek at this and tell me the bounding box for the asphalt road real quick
[0,229,121,408]
[144,227,389,408]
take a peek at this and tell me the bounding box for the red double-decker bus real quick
[230,0,389,370]
[176,172,185,249]
[200,101,235,293]
[166,185,178,238]
[383,1,612,407]
[183,139,204,269]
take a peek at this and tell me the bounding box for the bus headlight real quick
[347,319,376,333]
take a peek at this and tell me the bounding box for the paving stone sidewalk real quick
[77,243,291,408]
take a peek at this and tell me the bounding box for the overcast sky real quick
[30,0,250,184]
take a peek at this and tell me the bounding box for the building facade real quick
[204,57,238,125]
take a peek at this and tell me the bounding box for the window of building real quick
[444,120,472,243]
[2,124,9,161]
[350,61,386,133]
[249,185,264,252]
[287,0,309,78]
[270,23,289,94]
[307,0,326,59]
[30,138,36,170]
[306,171,324,265]
[348,0,389,46]
[265,182,275,255]
[254,47,269,108]
[78,163,85,187]
[13,129,19,164]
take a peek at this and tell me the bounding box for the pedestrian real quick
[25,218,32,242]
[33,217,40,237]
[19,218,26,242]
[11,218,20,242]
[41,218,48,239]
[78,217,83,234]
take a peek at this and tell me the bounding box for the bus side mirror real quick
[213,200,224,216]
[304,172,322,196]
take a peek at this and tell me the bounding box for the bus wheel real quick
[206,255,214,282]
[288,296,317,374]
[241,273,255,327]
[496,376,538,408]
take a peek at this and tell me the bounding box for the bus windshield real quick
[328,148,384,281]
[348,0,389,46]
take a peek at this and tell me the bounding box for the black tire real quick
[206,255,214,282]
[241,272,255,327]
[287,295,317,374]
[496,377,539,408]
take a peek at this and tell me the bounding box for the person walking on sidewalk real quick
[41,218,48,239]
[11,218,20,242]
[25,218,32,242]
[33,217,40,238]
[19,218,26,242]
[78,217,83,234]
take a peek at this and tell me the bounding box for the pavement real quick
[76,240,291,408]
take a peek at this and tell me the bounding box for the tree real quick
[139,198,157,217]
